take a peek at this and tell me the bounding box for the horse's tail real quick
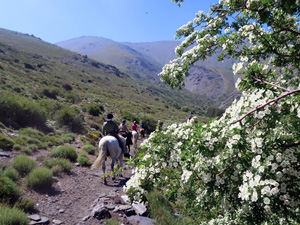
[91,140,107,169]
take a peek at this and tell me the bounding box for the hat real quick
[105,113,114,121]
[122,119,126,124]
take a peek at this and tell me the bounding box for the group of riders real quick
[102,113,145,158]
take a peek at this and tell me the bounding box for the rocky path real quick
[2,137,153,225]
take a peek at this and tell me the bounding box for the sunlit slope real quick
[0,28,211,121]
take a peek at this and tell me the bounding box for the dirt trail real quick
[1,137,145,225]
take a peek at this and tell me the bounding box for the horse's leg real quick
[111,158,116,180]
[102,159,107,185]
[119,155,123,177]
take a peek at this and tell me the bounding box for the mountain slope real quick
[56,36,241,106]
[0,28,212,127]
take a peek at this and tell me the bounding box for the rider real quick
[131,121,138,132]
[119,119,132,145]
[102,113,130,158]
[140,122,145,138]
[119,119,130,133]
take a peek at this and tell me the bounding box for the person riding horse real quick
[140,122,145,138]
[102,113,130,158]
[119,120,132,145]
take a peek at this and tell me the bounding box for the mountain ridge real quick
[56,36,240,104]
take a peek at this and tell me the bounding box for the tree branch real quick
[253,77,291,92]
[216,157,237,177]
[231,89,300,125]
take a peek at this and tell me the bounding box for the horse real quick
[139,128,145,138]
[119,131,132,153]
[91,135,127,185]
[132,131,138,151]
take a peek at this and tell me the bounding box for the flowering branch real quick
[253,77,290,92]
[231,89,300,125]
[216,156,237,177]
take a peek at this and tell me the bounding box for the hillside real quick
[56,36,241,106]
[0,28,214,132]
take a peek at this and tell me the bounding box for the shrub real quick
[3,168,19,182]
[0,134,14,151]
[63,133,76,143]
[0,204,29,225]
[0,92,47,129]
[146,190,183,225]
[51,145,77,162]
[121,111,138,123]
[27,167,53,191]
[62,82,72,91]
[40,135,64,147]
[44,158,72,173]
[56,107,85,133]
[19,128,44,139]
[82,144,96,155]
[87,104,104,116]
[15,198,35,213]
[77,152,92,167]
[0,177,21,205]
[41,88,59,99]
[11,155,37,176]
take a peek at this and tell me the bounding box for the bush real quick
[56,107,85,133]
[15,198,35,213]
[63,133,76,143]
[3,168,19,182]
[51,145,77,162]
[40,135,64,147]
[0,134,14,151]
[0,92,47,129]
[41,88,59,99]
[62,82,72,91]
[0,177,21,205]
[19,128,44,139]
[27,167,53,191]
[11,155,37,176]
[44,158,72,173]
[77,152,92,167]
[146,190,183,225]
[82,144,96,155]
[87,104,104,116]
[121,111,138,123]
[0,204,29,225]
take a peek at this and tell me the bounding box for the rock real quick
[29,216,50,225]
[127,215,156,225]
[132,203,147,216]
[121,195,130,203]
[59,209,65,213]
[28,214,41,221]
[93,207,112,220]
[123,208,136,217]
[82,215,90,221]
[0,151,10,157]
[118,205,132,211]
[52,219,63,224]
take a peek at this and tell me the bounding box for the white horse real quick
[132,131,138,151]
[91,135,127,185]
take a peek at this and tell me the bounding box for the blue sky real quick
[0,0,218,44]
